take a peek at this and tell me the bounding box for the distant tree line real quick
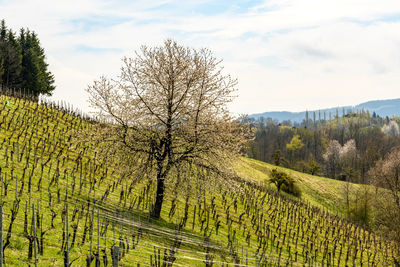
[246,109,400,184]
[0,19,55,96]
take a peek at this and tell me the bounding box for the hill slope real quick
[236,158,370,214]
[0,94,396,266]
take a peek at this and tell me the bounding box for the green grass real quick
[235,157,363,213]
[0,94,396,266]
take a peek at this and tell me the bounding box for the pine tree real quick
[0,19,55,96]
[0,58,3,84]
[19,29,55,96]
[0,20,22,89]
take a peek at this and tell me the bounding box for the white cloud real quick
[1,0,400,114]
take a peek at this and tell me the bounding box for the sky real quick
[1,0,400,115]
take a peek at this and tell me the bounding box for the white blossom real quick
[382,121,399,137]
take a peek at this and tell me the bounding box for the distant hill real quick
[249,98,400,122]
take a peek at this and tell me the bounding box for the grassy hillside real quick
[236,157,365,213]
[0,94,397,266]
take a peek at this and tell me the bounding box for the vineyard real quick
[0,92,397,266]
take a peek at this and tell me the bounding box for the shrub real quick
[269,169,301,197]
[281,179,302,197]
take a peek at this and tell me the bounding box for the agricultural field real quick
[0,93,397,266]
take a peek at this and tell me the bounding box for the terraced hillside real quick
[0,93,397,266]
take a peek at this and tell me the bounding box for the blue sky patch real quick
[74,45,123,54]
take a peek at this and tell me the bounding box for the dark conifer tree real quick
[0,55,3,84]
[19,29,55,96]
[0,20,22,89]
[0,19,55,96]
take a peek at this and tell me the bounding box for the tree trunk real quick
[151,172,165,219]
